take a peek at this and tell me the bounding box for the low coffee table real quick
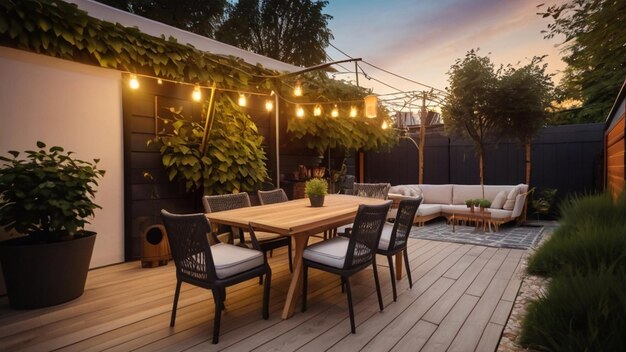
[448,209,493,233]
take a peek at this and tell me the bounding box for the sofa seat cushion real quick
[416,204,442,217]
[487,208,513,220]
[303,236,349,268]
[211,243,264,279]
[441,204,473,214]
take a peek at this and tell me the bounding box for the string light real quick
[238,94,247,107]
[349,106,358,118]
[331,105,339,118]
[364,94,378,118]
[129,74,139,90]
[157,78,163,85]
[265,100,274,111]
[192,84,202,101]
[293,81,303,97]
[382,121,389,130]
[313,105,322,116]
[296,105,305,118]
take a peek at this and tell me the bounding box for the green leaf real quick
[36,141,46,148]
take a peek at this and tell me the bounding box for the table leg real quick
[395,250,403,280]
[281,233,309,319]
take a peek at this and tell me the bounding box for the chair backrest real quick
[345,201,392,269]
[161,210,218,283]
[388,198,422,251]
[257,189,288,205]
[202,193,251,213]
[353,182,391,200]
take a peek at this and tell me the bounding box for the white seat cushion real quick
[303,236,349,269]
[378,222,395,250]
[487,208,513,220]
[416,204,442,217]
[211,243,264,279]
[440,204,472,213]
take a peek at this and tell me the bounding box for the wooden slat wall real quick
[606,115,625,199]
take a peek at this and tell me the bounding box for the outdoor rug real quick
[409,220,544,250]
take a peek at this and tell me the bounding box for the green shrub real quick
[305,178,328,197]
[527,191,626,276]
[520,269,626,351]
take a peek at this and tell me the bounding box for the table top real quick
[451,209,492,219]
[206,194,390,236]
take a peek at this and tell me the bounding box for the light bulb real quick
[382,121,389,130]
[265,100,274,111]
[157,78,163,85]
[313,105,322,116]
[293,81,303,97]
[192,84,202,101]
[350,106,357,118]
[129,75,139,90]
[296,105,305,118]
[238,94,247,107]
[331,105,339,118]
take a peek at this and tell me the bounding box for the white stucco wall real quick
[0,47,124,268]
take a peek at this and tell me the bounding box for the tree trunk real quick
[479,146,485,199]
[525,142,531,186]
[418,93,427,184]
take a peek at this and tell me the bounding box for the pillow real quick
[503,187,520,210]
[408,186,422,197]
[491,190,507,209]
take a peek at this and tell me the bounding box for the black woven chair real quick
[353,182,391,199]
[161,210,271,344]
[202,193,292,273]
[376,198,422,302]
[335,182,392,237]
[302,201,392,333]
[257,188,288,205]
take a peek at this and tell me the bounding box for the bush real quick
[305,178,328,197]
[520,269,626,351]
[527,191,626,276]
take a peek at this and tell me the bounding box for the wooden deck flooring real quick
[0,238,526,351]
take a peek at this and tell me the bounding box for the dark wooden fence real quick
[364,123,605,205]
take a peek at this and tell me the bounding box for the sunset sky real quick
[325,0,566,105]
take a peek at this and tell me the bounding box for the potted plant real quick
[0,142,105,309]
[478,199,491,211]
[465,198,476,212]
[305,178,328,207]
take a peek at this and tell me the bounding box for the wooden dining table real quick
[205,194,401,319]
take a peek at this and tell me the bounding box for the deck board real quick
[0,238,527,351]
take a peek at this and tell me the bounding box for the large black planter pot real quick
[0,234,96,309]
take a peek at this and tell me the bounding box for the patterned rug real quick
[409,220,544,250]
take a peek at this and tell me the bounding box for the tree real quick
[539,0,626,123]
[495,57,554,185]
[443,50,498,197]
[95,0,227,38]
[216,0,333,66]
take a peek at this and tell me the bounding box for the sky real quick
[324,0,567,110]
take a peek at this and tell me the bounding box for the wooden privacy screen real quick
[606,115,625,199]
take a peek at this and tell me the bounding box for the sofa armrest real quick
[512,193,528,218]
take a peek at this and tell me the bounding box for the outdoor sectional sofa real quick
[388,184,529,230]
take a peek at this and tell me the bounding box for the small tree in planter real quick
[0,141,105,309]
[305,178,328,207]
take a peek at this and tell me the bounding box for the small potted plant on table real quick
[305,178,328,207]
[0,142,105,309]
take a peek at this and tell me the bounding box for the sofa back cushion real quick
[451,185,514,205]
[503,186,521,210]
[420,184,453,204]
[491,190,507,209]
[389,185,422,197]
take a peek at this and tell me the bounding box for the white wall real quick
[0,47,124,268]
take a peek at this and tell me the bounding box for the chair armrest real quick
[246,224,263,252]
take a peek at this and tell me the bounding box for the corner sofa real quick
[388,184,529,230]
